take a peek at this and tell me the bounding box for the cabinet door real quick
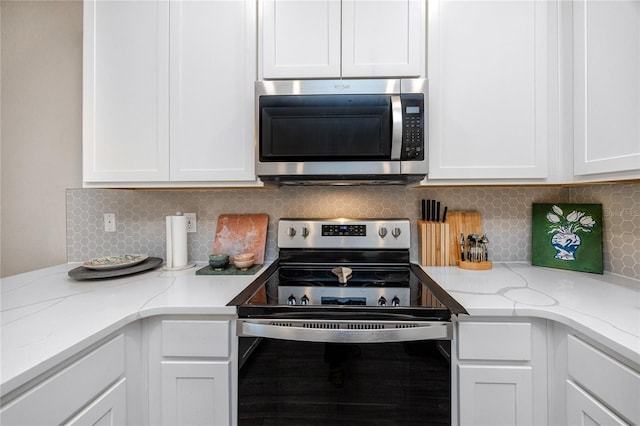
[161,361,231,426]
[64,379,127,426]
[83,0,170,182]
[458,365,533,426]
[170,0,257,181]
[573,0,640,176]
[341,0,423,77]
[428,0,552,180]
[566,381,629,426]
[262,0,341,78]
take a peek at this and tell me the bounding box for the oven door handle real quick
[238,320,451,343]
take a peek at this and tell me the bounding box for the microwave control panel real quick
[400,94,425,161]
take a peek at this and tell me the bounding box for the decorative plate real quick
[82,254,149,270]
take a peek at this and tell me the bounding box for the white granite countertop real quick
[424,263,640,366]
[0,262,268,396]
[2,261,638,398]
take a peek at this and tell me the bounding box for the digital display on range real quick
[322,224,366,236]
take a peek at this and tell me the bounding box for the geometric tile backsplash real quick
[67,182,639,280]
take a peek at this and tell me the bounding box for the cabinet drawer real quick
[161,320,230,358]
[568,335,640,424]
[0,334,125,425]
[458,321,532,361]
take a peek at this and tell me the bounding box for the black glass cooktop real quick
[229,261,466,321]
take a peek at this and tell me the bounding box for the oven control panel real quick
[322,224,366,237]
[278,218,410,249]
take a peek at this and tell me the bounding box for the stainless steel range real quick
[231,219,467,425]
[232,218,465,330]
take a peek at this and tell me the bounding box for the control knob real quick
[378,227,388,239]
[300,226,309,239]
[300,295,309,305]
[391,296,400,307]
[378,296,387,307]
[392,227,402,239]
[286,227,296,238]
[287,295,296,305]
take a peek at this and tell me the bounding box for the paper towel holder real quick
[164,212,197,271]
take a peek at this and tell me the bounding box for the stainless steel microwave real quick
[255,79,428,185]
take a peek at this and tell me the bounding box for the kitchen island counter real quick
[0,262,270,396]
[425,263,640,366]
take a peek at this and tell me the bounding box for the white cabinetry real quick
[83,0,169,183]
[454,319,548,426]
[83,0,257,187]
[571,0,640,180]
[566,381,628,426]
[146,317,236,426]
[426,0,556,183]
[0,334,128,425]
[565,334,640,425]
[261,0,424,79]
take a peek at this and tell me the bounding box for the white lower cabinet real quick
[160,361,231,426]
[146,316,237,426]
[566,381,628,426]
[454,318,548,426]
[458,365,533,426]
[561,333,639,425]
[65,378,127,426]
[0,333,128,425]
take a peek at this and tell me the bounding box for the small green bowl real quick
[209,254,229,269]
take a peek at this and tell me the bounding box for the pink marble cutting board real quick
[212,214,268,264]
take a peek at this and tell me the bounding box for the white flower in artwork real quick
[546,213,561,223]
[546,206,596,235]
[579,216,596,227]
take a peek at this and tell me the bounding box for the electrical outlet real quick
[185,213,197,233]
[104,213,116,232]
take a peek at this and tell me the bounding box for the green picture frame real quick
[531,203,603,274]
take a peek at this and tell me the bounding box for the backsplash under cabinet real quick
[67,182,639,280]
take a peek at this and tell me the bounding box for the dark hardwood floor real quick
[239,339,450,425]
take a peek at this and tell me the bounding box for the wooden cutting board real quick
[445,211,483,265]
[213,214,268,264]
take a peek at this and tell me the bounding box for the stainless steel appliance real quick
[255,79,428,185]
[229,218,466,425]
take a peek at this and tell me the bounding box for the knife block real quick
[418,221,450,266]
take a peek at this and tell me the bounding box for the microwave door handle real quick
[390,95,403,160]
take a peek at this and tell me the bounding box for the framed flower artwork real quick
[531,203,603,274]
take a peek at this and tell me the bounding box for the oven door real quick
[259,94,399,162]
[237,319,452,425]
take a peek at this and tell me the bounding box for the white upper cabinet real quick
[169,1,256,182]
[426,0,555,182]
[260,0,425,79]
[83,1,170,182]
[572,0,640,179]
[83,0,257,187]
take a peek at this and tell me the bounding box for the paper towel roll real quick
[166,214,189,270]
